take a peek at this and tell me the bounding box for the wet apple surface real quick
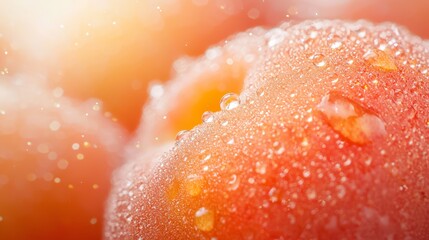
[105,20,429,239]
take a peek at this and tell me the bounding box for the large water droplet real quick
[310,53,326,67]
[317,93,387,145]
[202,111,214,123]
[220,93,240,110]
[176,130,189,141]
[195,207,214,232]
[363,49,397,72]
[227,174,240,191]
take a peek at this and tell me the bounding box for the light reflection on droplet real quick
[202,111,214,123]
[220,93,240,110]
[310,53,326,67]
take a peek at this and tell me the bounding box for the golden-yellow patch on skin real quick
[195,207,214,232]
[364,49,398,71]
[185,175,204,197]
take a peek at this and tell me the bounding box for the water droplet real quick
[185,175,204,197]
[365,157,373,166]
[303,169,311,178]
[267,28,286,47]
[310,54,326,67]
[227,138,235,145]
[273,141,285,155]
[336,185,346,199]
[202,154,211,162]
[269,187,279,203]
[248,177,255,184]
[220,93,240,110]
[195,207,214,232]
[330,41,342,49]
[330,74,339,85]
[255,161,267,174]
[357,29,367,38]
[176,130,189,141]
[202,111,214,123]
[227,174,240,191]
[363,49,397,72]
[306,188,317,200]
[317,93,386,145]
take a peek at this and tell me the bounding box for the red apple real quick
[105,20,429,239]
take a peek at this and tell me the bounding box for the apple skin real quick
[105,20,429,239]
[0,80,128,240]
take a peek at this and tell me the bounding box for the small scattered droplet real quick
[202,111,214,123]
[220,93,240,110]
[195,207,214,232]
[336,185,346,199]
[306,188,317,200]
[330,40,342,49]
[303,169,311,178]
[363,49,397,72]
[185,175,204,197]
[255,161,267,174]
[268,187,279,203]
[273,141,285,155]
[317,93,387,145]
[310,53,326,67]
